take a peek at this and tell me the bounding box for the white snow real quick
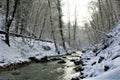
[82,67,120,80]
[0,8,67,67]
[0,36,67,67]
[76,21,120,80]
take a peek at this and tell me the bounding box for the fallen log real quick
[0,30,53,43]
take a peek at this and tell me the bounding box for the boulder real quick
[104,66,110,71]
[74,60,83,65]
[50,57,62,61]
[81,49,87,53]
[40,56,49,62]
[0,61,4,63]
[71,77,79,80]
[42,46,51,51]
[29,56,49,63]
[102,44,108,50]
[73,66,84,72]
[62,56,67,58]
[86,58,91,60]
[98,56,104,63]
[57,60,66,64]
[29,57,40,63]
[70,59,76,62]
[93,48,98,53]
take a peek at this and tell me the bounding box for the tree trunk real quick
[57,0,68,54]
[48,0,60,54]
[5,0,18,46]
[39,10,47,39]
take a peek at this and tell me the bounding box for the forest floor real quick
[0,8,70,70]
[0,35,69,69]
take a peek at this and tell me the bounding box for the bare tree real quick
[73,5,78,41]
[5,0,18,46]
[48,0,60,54]
[56,0,68,54]
[67,0,71,46]
[39,12,47,39]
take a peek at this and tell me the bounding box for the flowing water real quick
[0,52,82,80]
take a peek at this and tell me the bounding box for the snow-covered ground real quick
[75,22,120,80]
[0,8,67,67]
[82,67,120,80]
[0,36,67,67]
[0,8,69,68]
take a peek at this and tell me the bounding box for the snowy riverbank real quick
[0,36,67,68]
[72,22,120,80]
[0,8,70,70]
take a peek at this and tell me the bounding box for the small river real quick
[0,52,82,80]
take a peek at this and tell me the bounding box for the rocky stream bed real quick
[0,52,83,80]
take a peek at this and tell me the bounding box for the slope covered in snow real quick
[82,67,120,80]
[0,36,66,67]
[0,8,68,69]
[77,22,120,80]
[0,8,67,67]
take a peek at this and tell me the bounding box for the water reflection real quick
[60,60,80,80]
[0,53,81,80]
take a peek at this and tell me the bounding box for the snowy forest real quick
[0,0,120,80]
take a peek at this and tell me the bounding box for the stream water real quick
[0,52,82,80]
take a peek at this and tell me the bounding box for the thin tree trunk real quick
[105,0,112,30]
[39,10,47,39]
[32,1,44,38]
[73,5,77,41]
[57,0,68,54]
[48,0,60,54]
[5,0,18,46]
[98,0,104,31]
[5,0,10,46]
[67,0,71,46]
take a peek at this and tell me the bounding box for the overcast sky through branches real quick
[62,0,96,27]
